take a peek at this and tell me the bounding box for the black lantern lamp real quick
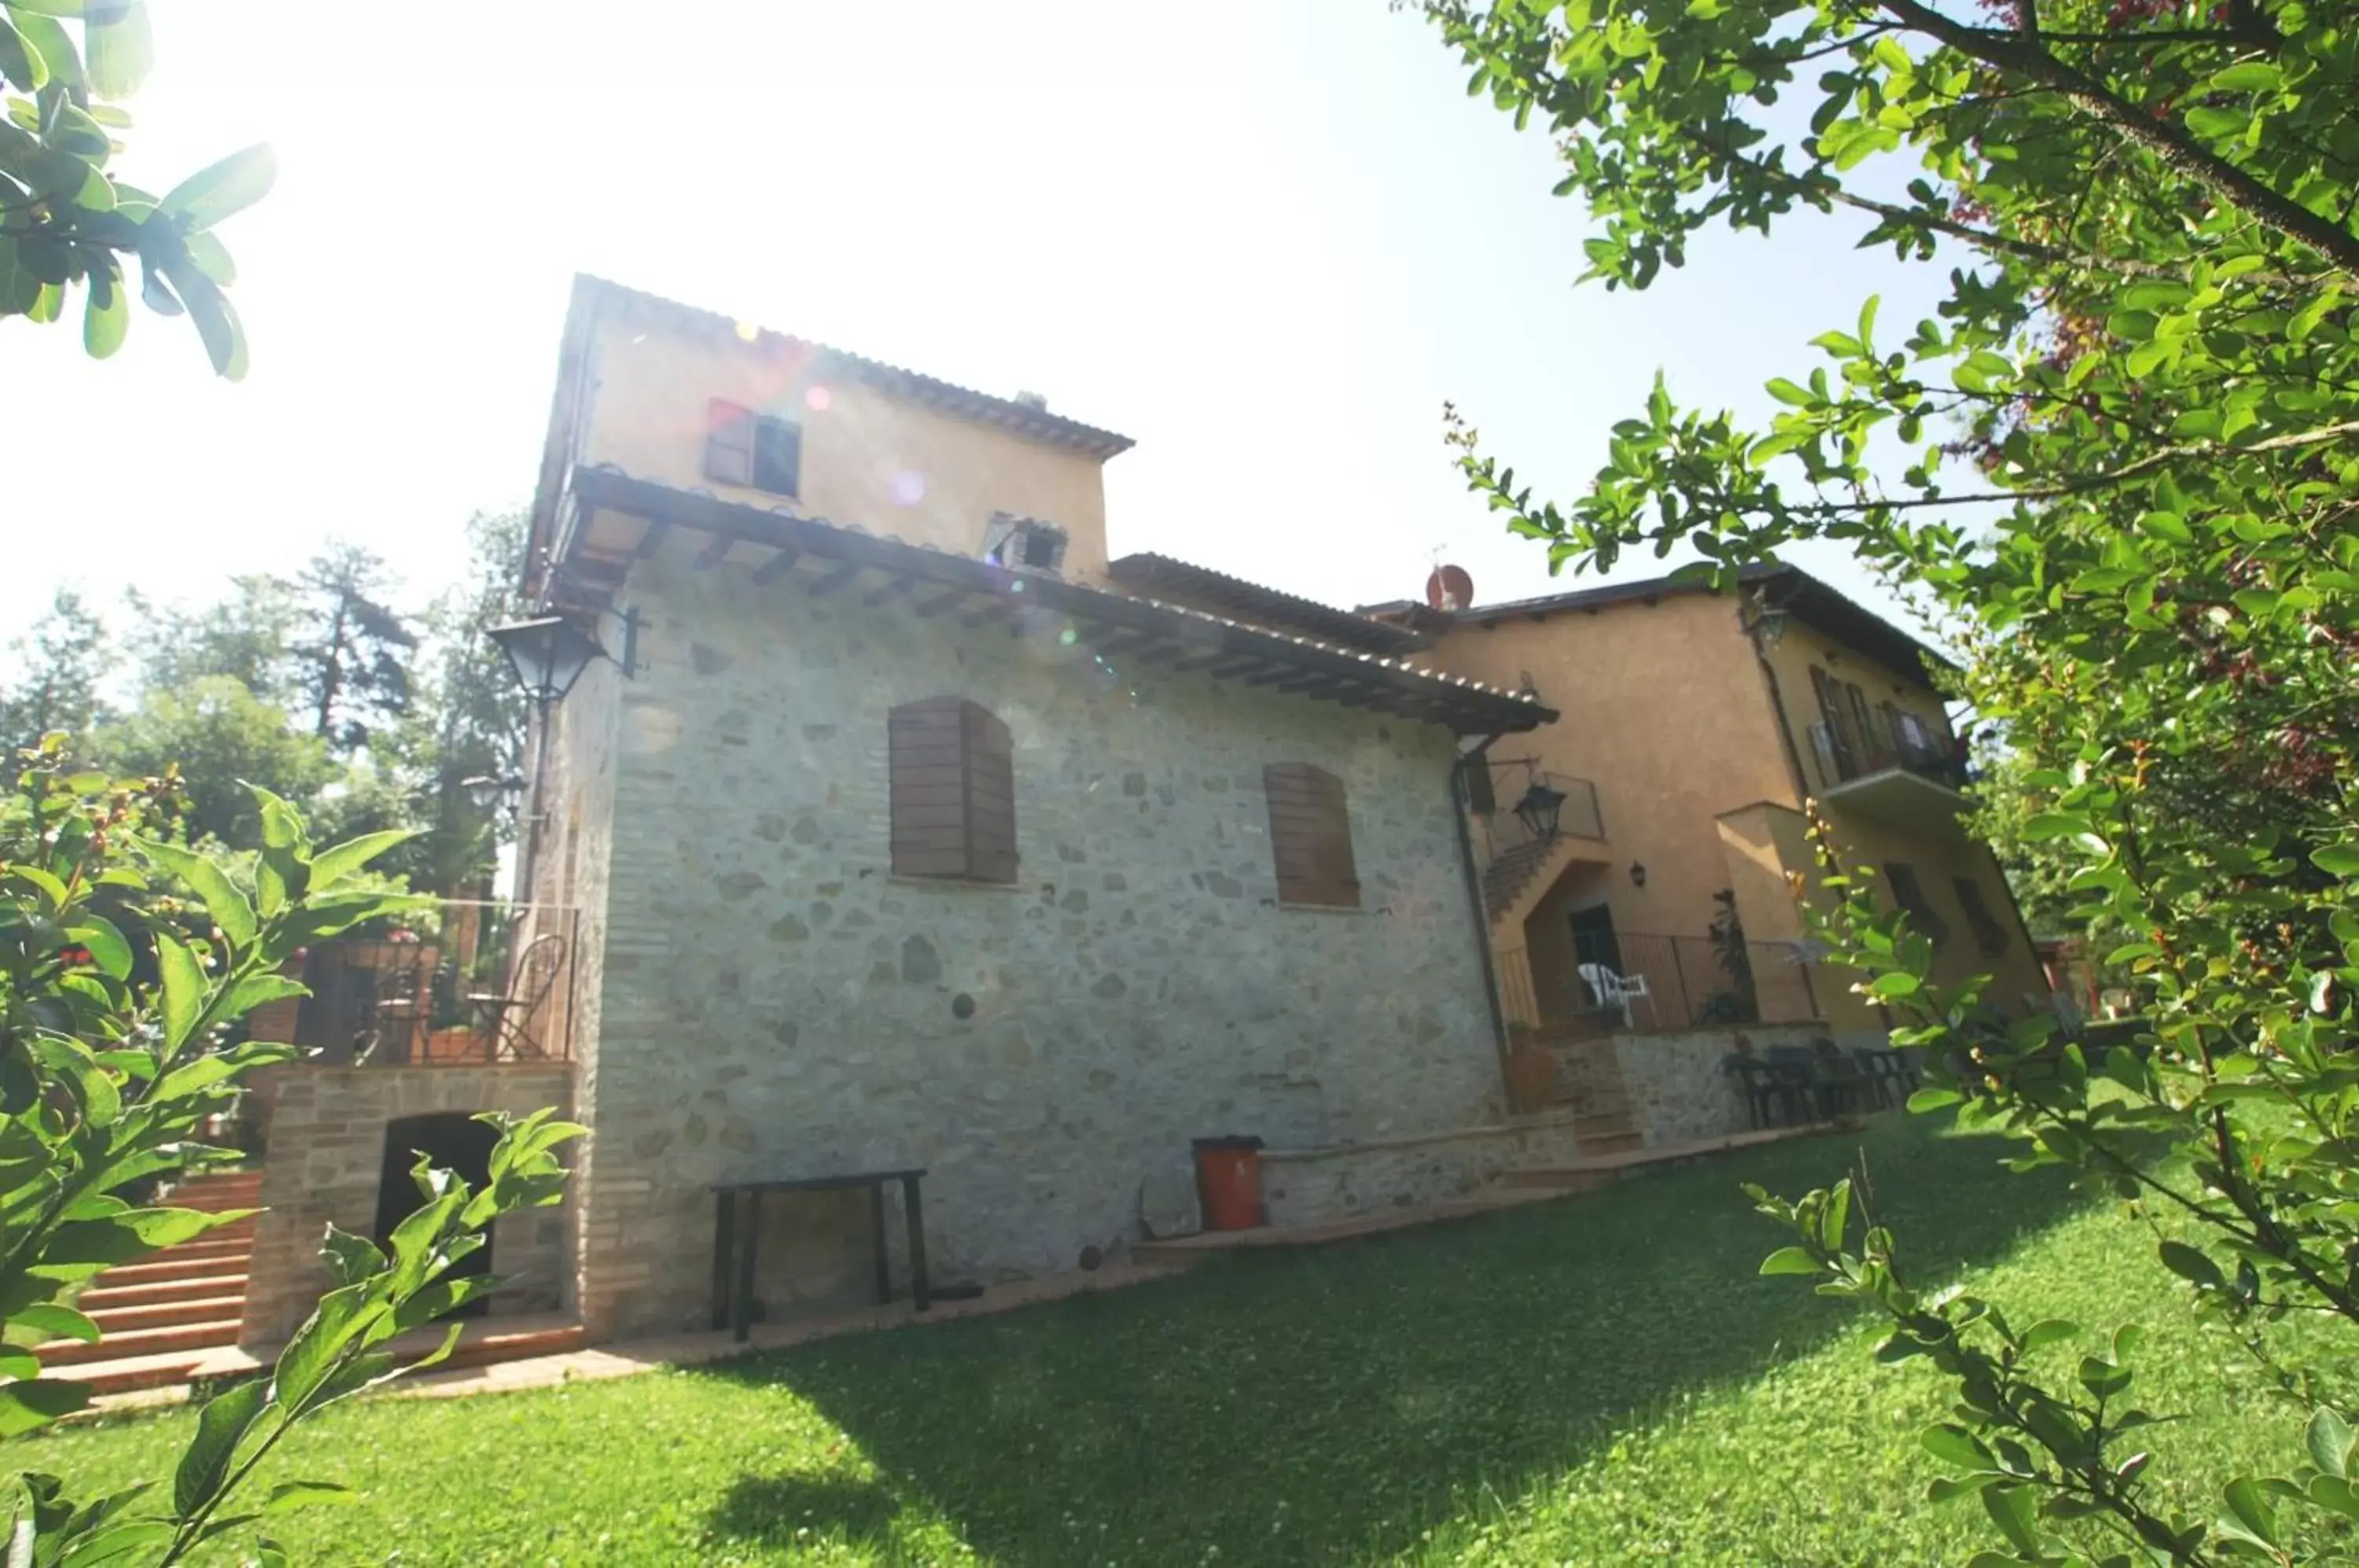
[1512,778,1567,842]
[486,616,607,706]
[460,774,527,812]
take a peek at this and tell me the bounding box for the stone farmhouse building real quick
[511,275,1566,1339]
[61,278,2048,1398]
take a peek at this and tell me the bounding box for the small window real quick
[889,698,1016,883]
[702,399,800,498]
[1264,763,1359,908]
[1882,861,1952,951]
[981,513,1067,576]
[1952,877,2011,955]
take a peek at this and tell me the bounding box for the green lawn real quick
[18,1117,2321,1565]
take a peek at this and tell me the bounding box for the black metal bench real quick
[709,1169,930,1342]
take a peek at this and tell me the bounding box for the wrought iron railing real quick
[1807,722,1971,794]
[1470,759,1606,870]
[1560,928,1824,1032]
[245,900,580,1066]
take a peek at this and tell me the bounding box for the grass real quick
[17,1116,2328,1565]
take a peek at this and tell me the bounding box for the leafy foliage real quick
[1427,0,2359,1556]
[0,590,109,753]
[0,2,271,376]
[0,742,580,1562]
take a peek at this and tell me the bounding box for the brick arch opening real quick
[374,1113,499,1317]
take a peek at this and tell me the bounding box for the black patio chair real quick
[1852,1047,1921,1110]
[1724,1055,1783,1130]
[469,932,569,1059]
[1811,1036,1873,1117]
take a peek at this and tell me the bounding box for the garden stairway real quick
[37,1168,261,1396]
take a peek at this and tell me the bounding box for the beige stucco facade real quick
[1408,578,2046,1037]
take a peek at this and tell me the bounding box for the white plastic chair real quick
[1577,963,1656,1028]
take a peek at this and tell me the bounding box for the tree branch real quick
[1876,0,2359,276]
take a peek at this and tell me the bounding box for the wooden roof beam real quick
[749,548,801,587]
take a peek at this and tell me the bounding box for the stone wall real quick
[1610,1022,1831,1147]
[240,1064,576,1345]
[569,541,1509,1338]
[1259,1113,1586,1227]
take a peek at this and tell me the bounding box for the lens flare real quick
[889,470,926,505]
[804,385,833,411]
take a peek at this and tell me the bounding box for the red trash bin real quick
[1193,1136,1265,1231]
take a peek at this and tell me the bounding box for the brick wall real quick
[239,1064,576,1345]
[565,539,1510,1338]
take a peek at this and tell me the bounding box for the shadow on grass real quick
[709,1471,902,1548]
[692,1116,2091,1566]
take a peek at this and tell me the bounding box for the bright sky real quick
[2,0,1955,645]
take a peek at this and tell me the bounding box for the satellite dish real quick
[1426,564,1475,611]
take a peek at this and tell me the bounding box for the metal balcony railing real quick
[1807,721,1971,795]
[1470,759,1606,871]
[245,900,580,1066]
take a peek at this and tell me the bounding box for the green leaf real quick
[64,915,131,980]
[14,1302,99,1344]
[2019,1318,2079,1353]
[262,1479,355,1515]
[2159,1241,2224,1290]
[156,257,247,379]
[2019,812,2088,841]
[1907,1086,1963,1112]
[0,1376,91,1436]
[2312,844,2359,878]
[131,836,256,948]
[156,142,275,233]
[1981,1483,2041,1555]
[0,12,50,92]
[2309,1408,2353,1480]
[2137,510,2195,545]
[305,829,414,893]
[1758,1246,1822,1276]
[2220,1475,2279,1549]
[1922,1423,1997,1472]
[1869,971,1922,999]
[154,932,204,1051]
[83,0,152,98]
[174,1377,269,1515]
[82,253,125,358]
[2209,60,2280,92]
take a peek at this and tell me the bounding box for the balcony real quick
[245,900,580,1066]
[1470,762,1609,920]
[1807,722,1971,836]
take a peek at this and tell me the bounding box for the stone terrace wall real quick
[240,1064,576,1345]
[571,543,1509,1338]
[1259,1113,1586,1228]
[1611,1023,1830,1147]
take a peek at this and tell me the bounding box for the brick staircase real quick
[1482,837,1563,918]
[38,1169,259,1396]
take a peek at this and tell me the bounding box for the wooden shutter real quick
[1951,877,2011,955]
[753,417,802,496]
[703,399,756,486]
[963,702,1017,883]
[889,698,1017,883]
[1881,861,1952,951]
[1264,763,1359,908]
[1463,756,1497,816]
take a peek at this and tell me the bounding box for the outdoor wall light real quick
[1629,861,1648,887]
[460,774,528,812]
[1511,779,1567,842]
[486,616,609,707]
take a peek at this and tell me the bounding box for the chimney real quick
[1013,391,1049,411]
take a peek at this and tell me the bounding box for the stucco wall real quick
[578,314,1113,584]
[241,1065,576,1345]
[569,539,1507,1338]
[1428,594,1796,948]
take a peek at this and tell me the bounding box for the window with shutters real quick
[1264,763,1360,909]
[889,698,1017,884]
[702,399,801,498]
[1952,876,2011,955]
[1881,861,1952,951]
